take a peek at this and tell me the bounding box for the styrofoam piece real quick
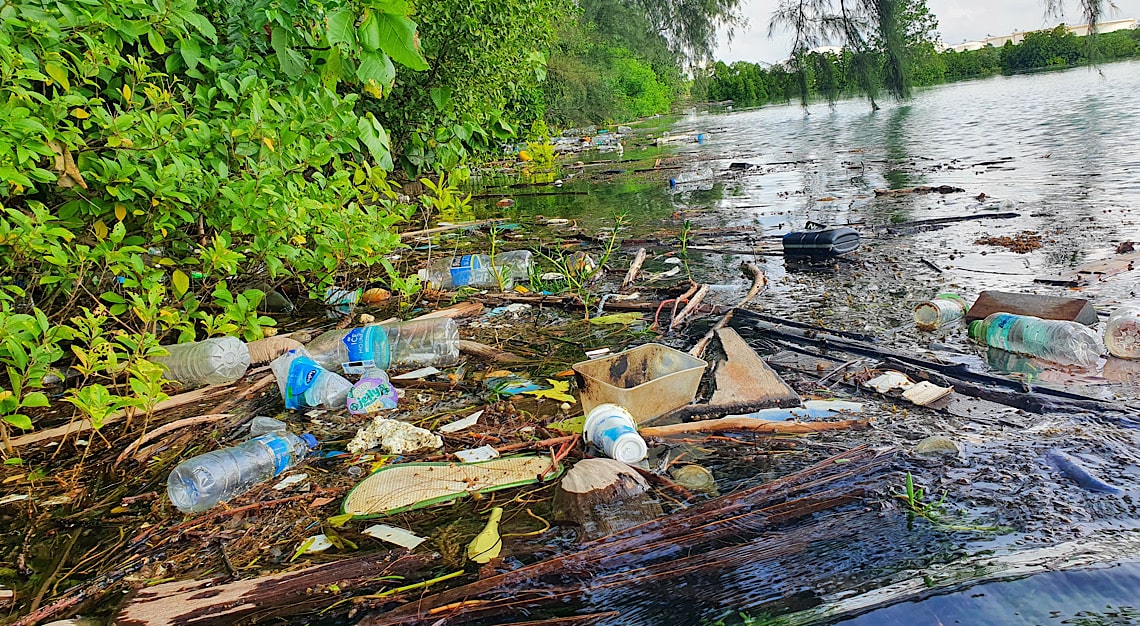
[439,410,483,434]
[362,524,427,550]
[454,445,500,463]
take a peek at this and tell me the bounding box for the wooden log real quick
[552,459,663,541]
[116,551,435,626]
[398,218,509,240]
[873,185,964,196]
[639,416,870,438]
[621,248,648,289]
[115,413,231,466]
[245,336,301,366]
[459,340,525,363]
[414,301,485,320]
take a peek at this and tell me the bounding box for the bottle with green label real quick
[968,312,1101,367]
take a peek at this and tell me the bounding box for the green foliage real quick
[544,0,679,126]
[702,26,1140,108]
[371,0,566,175]
[894,471,946,522]
[0,0,440,444]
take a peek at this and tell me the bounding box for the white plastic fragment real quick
[439,410,483,434]
[298,534,333,554]
[391,367,440,381]
[863,371,914,393]
[362,524,427,550]
[454,445,500,463]
[347,417,443,455]
[273,473,309,490]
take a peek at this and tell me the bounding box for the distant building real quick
[946,17,1137,52]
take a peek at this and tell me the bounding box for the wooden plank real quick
[710,327,800,408]
[1034,251,1140,287]
[117,552,434,626]
[965,290,1098,325]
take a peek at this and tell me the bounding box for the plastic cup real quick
[583,404,647,464]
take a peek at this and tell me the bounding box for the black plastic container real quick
[782,227,861,258]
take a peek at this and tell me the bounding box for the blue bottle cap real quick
[300,433,318,449]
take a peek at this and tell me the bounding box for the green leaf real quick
[180,37,201,69]
[172,269,190,297]
[21,392,50,408]
[184,12,218,43]
[327,9,356,46]
[357,113,393,171]
[147,30,167,55]
[3,414,34,431]
[430,86,451,111]
[358,12,381,51]
[356,49,395,93]
[3,458,23,466]
[44,62,69,90]
[372,12,429,70]
[588,313,644,325]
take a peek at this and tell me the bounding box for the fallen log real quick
[116,551,435,626]
[874,185,965,196]
[640,416,870,438]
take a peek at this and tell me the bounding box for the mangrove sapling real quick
[894,471,946,522]
[539,213,628,318]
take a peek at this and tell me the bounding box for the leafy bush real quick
[0,0,436,448]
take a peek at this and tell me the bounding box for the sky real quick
[714,0,1140,64]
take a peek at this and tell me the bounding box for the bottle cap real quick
[300,433,318,449]
[967,320,982,341]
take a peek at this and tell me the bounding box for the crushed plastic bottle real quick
[1105,304,1140,359]
[303,318,459,374]
[151,336,251,386]
[968,312,1101,367]
[914,294,968,331]
[270,347,352,409]
[167,430,317,513]
[417,251,532,290]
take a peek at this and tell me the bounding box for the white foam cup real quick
[583,403,647,464]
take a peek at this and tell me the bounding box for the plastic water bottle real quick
[270,347,352,409]
[303,318,460,374]
[151,336,251,385]
[417,251,532,290]
[968,312,1101,367]
[167,430,317,513]
[1105,304,1140,359]
[914,294,968,331]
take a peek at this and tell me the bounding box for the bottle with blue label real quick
[303,318,459,375]
[417,250,532,290]
[968,312,1101,367]
[167,428,317,513]
[269,347,353,408]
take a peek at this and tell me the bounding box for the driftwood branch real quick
[639,416,871,438]
[621,248,648,289]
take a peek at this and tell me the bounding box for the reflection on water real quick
[481,61,1140,626]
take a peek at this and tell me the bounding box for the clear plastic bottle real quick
[167,430,317,513]
[417,250,532,290]
[270,347,353,409]
[303,318,460,374]
[1105,304,1140,359]
[151,336,251,385]
[968,312,1101,367]
[914,294,968,331]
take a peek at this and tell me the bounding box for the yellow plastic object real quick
[467,507,503,564]
[342,455,562,518]
[518,150,533,162]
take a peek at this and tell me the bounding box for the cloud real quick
[715,0,1140,64]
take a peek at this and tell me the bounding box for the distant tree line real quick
[697,26,1140,108]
